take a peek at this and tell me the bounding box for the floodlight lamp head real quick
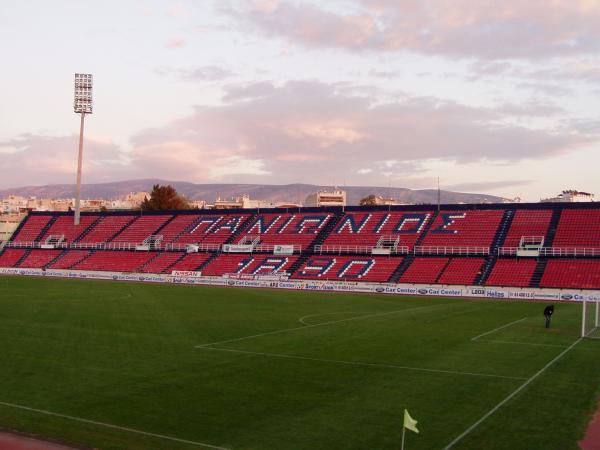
[74,73,93,114]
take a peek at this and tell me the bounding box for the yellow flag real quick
[404,409,419,434]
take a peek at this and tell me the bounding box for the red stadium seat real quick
[140,252,185,273]
[39,215,98,244]
[11,216,53,243]
[399,258,448,284]
[48,250,91,269]
[72,251,156,272]
[0,249,27,267]
[203,254,298,276]
[419,210,504,247]
[323,211,432,250]
[236,213,333,248]
[540,259,600,289]
[553,210,600,248]
[78,216,135,243]
[112,215,172,243]
[292,256,402,282]
[503,210,552,248]
[18,250,62,268]
[4,206,599,289]
[169,253,212,272]
[486,259,537,287]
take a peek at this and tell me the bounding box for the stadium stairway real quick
[388,255,414,283]
[529,258,548,287]
[138,252,163,273]
[74,216,103,243]
[434,258,453,284]
[6,215,31,243]
[526,210,562,287]
[153,214,178,237]
[67,250,95,269]
[286,253,311,276]
[311,210,344,248]
[103,216,138,242]
[285,211,344,276]
[475,209,515,286]
[543,208,563,247]
[388,210,439,283]
[161,215,203,244]
[196,252,219,272]
[224,214,258,244]
[160,252,187,273]
[44,250,67,269]
[49,250,93,270]
[14,249,32,267]
[35,217,58,243]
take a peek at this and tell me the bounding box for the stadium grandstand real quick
[1,201,599,290]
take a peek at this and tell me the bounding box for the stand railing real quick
[9,239,599,258]
[413,246,489,256]
[163,243,221,252]
[498,247,600,257]
[540,247,600,257]
[313,245,409,255]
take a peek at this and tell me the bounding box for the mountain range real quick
[0,179,507,205]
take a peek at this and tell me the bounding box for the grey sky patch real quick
[181,65,236,81]
[446,180,533,192]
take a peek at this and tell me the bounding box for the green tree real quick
[141,184,191,211]
[359,194,378,206]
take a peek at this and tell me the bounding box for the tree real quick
[141,184,191,211]
[359,194,379,206]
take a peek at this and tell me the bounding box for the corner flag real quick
[401,409,419,450]
[404,409,419,433]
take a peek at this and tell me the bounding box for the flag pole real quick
[401,425,406,450]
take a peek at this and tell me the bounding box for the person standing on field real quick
[544,305,554,328]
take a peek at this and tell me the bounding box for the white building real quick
[213,194,300,210]
[541,190,595,203]
[304,189,347,207]
[0,213,25,244]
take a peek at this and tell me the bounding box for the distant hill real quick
[0,179,507,205]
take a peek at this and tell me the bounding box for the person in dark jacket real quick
[544,305,554,328]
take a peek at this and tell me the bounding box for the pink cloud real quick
[166,38,186,49]
[0,135,130,188]
[128,81,591,184]
[1,81,593,189]
[236,0,600,58]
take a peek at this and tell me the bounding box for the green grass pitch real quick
[0,275,598,450]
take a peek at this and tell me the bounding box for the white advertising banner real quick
[171,270,202,278]
[273,245,295,255]
[1,267,598,302]
[222,244,254,253]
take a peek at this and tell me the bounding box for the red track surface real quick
[580,400,600,450]
[0,432,78,450]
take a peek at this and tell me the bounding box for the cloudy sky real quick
[1,0,599,200]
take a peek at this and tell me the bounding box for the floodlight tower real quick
[73,73,93,225]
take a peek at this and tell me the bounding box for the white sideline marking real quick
[298,311,373,325]
[442,337,582,449]
[196,303,453,348]
[484,340,568,349]
[0,400,230,450]
[298,303,490,326]
[470,317,527,341]
[198,347,527,381]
